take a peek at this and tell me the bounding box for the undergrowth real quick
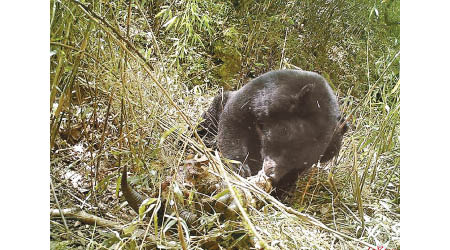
[50,0,399,249]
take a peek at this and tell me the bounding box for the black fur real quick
[197,90,231,149]
[199,70,348,198]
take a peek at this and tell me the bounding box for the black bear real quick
[198,70,348,198]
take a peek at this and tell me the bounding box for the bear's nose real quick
[263,156,277,179]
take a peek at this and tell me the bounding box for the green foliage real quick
[155,0,216,63]
[213,38,242,89]
[128,0,400,97]
[50,241,77,250]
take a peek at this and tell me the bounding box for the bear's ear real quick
[296,83,314,100]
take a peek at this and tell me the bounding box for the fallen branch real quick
[50,208,123,231]
[50,208,177,246]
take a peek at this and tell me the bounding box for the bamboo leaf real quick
[163,16,178,30]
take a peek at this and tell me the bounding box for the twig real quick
[300,167,316,206]
[279,27,288,69]
[50,179,70,232]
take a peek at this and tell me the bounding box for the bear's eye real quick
[257,122,264,130]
